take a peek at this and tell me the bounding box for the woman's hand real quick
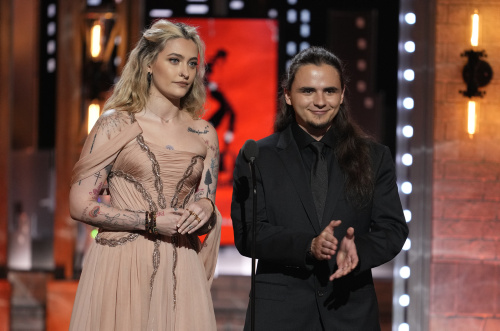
[176,199,214,235]
[155,208,183,236]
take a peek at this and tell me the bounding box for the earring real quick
[147,72,152,86]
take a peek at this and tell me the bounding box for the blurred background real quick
[0,0,499,330]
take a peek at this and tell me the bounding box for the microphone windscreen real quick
[242,139,259,162]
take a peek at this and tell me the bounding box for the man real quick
[231,46,408,330]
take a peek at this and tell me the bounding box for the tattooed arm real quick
[69,110,148,231]
[176,120,220,235]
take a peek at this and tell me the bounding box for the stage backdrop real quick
[181,18,278,245]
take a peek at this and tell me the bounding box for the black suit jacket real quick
[231,124,409,331]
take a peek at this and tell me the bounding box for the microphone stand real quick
[249,157,257,331]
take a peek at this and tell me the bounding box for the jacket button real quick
[317,290,324,297]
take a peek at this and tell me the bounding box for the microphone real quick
[242,139,259,163]
[241,139,259,331]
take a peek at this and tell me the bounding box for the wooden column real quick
[54,0,84,279]
[0,0,12,272]
[0,1,12,329]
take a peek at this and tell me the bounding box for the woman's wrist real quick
[197,197,215,217]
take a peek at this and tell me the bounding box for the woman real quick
[69,19,221,330]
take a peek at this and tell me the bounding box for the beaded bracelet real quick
[144,211,158,235]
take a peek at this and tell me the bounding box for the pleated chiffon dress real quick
[69,112,221,331]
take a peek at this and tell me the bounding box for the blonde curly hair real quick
[103,19,206,118]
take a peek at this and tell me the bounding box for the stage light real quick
[398,323,410,331]
[400,266,411,279]
[88,103,100,134]
[404,41,415,53]
[286,41,297,56]
[399,294,410,307]
[403,238,411,251]
[402,125,413,138]
[300,9,310,22]
[403,69,414,81]
[403,209,412,222]
[287,9,297,23]
[47,3,56,17]
[229,1,244,10]
[186,4,209,15]
[402,153,413,166]
[90,22,101,58]
[300,42,310,51]
[467,100,477,137]
[268,9,278,18]
[47,58,56,73]
[405,13,416,25]
[403,97,414,109]
[150,9,173,17]
[300,24,310,37]
[401,182,412,194]
[471,10,479,47]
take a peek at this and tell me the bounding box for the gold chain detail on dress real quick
[170,155,205,208]
[171,235,178,308]
[95,233,140,246]
[136,134,167,209]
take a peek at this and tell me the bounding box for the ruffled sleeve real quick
[199,207,222,287]
[71,120,142,185]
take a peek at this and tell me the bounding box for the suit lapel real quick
[321,156,344,227]
[276,127,321,233]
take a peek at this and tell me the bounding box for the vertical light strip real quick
[395,1,433,330]
[467,100,476,136]
[90,22,101,58]
[88,103,100,134]
[471,11,479,47]
[394,2,415,330]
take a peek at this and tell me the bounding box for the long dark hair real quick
[275,46,373,207]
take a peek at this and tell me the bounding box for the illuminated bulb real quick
[400,266,411,279]
[88,103,100,134]
[402,125,414,138]
[467,100,476,137]
[471,11,479,47]
[403,69,415,81]
[405,13,416,25]
[399,323,410,331]
[404,41,415,53]
[403,97,414,109]
[403,209,412,222]
[401,181,412,194]
[402,153,413,166]
[399,294,410,307]
[403,238,411,251]
[91,23,101,58]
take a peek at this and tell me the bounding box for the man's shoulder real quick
[257,132,280,147]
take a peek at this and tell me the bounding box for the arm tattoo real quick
[89,182,104,200]
[94,171,103,185]
[188,125,210,135]
[95,112,128,140]
[89,134,97,154]
[80,204,143,230]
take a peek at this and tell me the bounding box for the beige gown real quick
[69,113,221,330]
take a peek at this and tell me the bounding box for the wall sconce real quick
[83,1,122,136]
[90,21,102,59]
[459,10,493,137]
